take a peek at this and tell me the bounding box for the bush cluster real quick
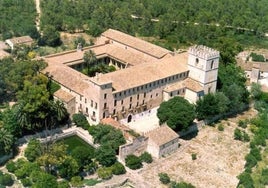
[234,128,250,142]
[72,113,90,129]
[0,171,14,187]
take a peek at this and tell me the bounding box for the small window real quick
[104,93,107,99]
[114,100,117,106]
[211,60,214,69]
[129,104,132,109]
[137,94,139,100]
[104,103,107,109]
[113,109,116,115]
[150,95,153,98]
[136,102,139,107]
[130,97,132,102]
[103,112,106,118]
[91,100,93,107]
[156,93,158,97]
[93,111,95,116]
[85,98,87,103]
[144,93,146,98]
[86,107,88,113]
[195,58,199,65]
[121,100,124,105]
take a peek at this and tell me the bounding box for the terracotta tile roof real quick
[164,81,185,92]
[184,78,203,92]
[102,29,170,58]
[101,118,130,132]
[93,52,188,92]
[145,125,178,146]
[7,36,33,45]
[237,59,268,72]
[42,64,101,101]
[54,89,75,103]
[106,45,156,66]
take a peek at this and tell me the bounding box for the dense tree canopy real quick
[38,0,268,48]
[0,0,38,39]
[157,96,195,131]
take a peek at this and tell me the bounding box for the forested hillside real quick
[0,0,38,40]
[39,0,268,48]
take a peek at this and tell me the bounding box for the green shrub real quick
[245,154,257,169]
[125,155,143,170]
[21,178,32,187]
[158,173,170,185]
[260,168,268,185]
[218,124,224,131]
[238,120,247,129]
[72,113,90,129]
[70,176,83,187]
[111,162,126,175]
[25,139,42,162]
[140,152,153,163]
[191,153,197,160]
[250,146,261,161]
[237,172,254,188]
[58,180,70,188]
[234,128,250,142]
[234,128,243,140]
[0,173,14,186]
[97,167,113,180]
[6,161,17,173]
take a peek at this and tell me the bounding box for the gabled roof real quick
[102,29,170,59]
[145,125,178,146]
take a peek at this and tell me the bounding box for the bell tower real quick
[188,45,220,94]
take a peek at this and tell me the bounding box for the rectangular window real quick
[95,102,97,109]
[91,100,93,107]
[144,93,146,98]
[85,98,87,103]
[137,94,139,100]
[86,107,88,113]
[114,100,117,107]
[80,95,82,101]
[104,93,107,99]
[129,104,132,109]
[121,100,124,105]
[130,97,132,102]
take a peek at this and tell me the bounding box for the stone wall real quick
[119,136,148,162]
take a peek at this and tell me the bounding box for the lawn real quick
[59,135,95,154]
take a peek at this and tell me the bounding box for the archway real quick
[127,115,132,123]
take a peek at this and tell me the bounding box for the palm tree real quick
[0,128,14,154]
[51,100,68,123]
[83,50,97,75]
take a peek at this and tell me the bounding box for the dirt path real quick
[35,0,41,31]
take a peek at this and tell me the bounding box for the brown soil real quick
[129,108,257,188]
